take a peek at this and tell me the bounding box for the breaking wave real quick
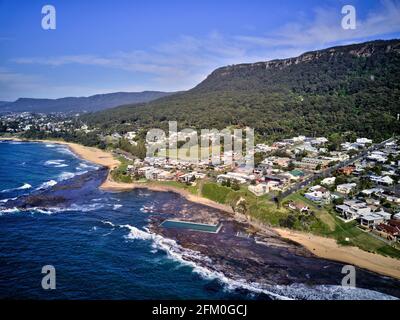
[44,159,65,166]
[0,203,106,216]
[101,220,116,228]
[0,207,21,215]
[55,147,76,157]
[57,171,87,181]
[0,197,17,203]
[1,183,32,193]
[36,180,57,190]
[77,162,98,171]
[45,159,69,168]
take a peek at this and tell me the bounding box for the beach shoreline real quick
[2,136,400,280]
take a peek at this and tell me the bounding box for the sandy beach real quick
[276,228,400,280]
[0,137,120,169]
[2,137,399,280]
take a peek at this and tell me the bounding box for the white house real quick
[374,210,392,221]
[336,183,357,194]
[217,174,246,185]
[321,177,336,186]
[383,194,400,204]
[356,138,373,145]
[369,175,394,185]
[360,214,384,227]
[361,188,384,196]
[248,183,268,196]
[336,200,371,220]
[305,188,331,204]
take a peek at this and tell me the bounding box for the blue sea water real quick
[0,141,399,300]
[0,141,254,300]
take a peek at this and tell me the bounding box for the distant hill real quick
[83,39,400,141]
[0,91,174,114]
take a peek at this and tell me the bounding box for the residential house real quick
[374,209,392,221]
[361,188,384,197]
[305,185,331,204]
[338,166,355,176]
[367,151,387,163]
[217,174,246,185]
[375,224,399,241]
[336,199,371,220]
[248,183,271,197]
[356,138,373,145]
[336,183,357,195]
[272,157,292,168]
[382,194,400,204]
[264,174,290,186]
[360,214,384,228]
[321,177,336,186]
[369,175,394,186]
[288,169,305,181]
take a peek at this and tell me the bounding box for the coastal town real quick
[1,111,399,250]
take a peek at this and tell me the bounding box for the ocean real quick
[0,141,399,300]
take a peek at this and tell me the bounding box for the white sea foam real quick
[55,147,76,157]
[31,208,54,215]
[101,220,116,228]
[57,171,88,181]
[45,144,57,148]
[68,203,104,212]
[19,183,31,190]
[29,203,105,215]
[113,204,123,210]
[0,207,20,214]
[55,164,69,168]
[140,205,155,213]
[77,162,98,170]
[272,283,397,300]
[58,172,75,181]
[36,180,57,190]
[0,197,17,203]
[1,183,32,193]
[45,159,65,166]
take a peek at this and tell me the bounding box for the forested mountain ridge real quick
[82,39,400,141]
[0,91,174,114]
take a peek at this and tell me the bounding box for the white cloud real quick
[6,0,400,99]
[236,0,400,49]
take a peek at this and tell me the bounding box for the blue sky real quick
[0,0,399,100]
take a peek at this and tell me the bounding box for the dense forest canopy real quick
[82,39,400,142]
